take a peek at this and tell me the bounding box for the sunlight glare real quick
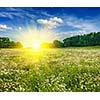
[32,42,41,49]
[17,26,58,48]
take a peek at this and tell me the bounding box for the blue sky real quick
[0,7,100,44]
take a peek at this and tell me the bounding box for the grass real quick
[0,47,100,92]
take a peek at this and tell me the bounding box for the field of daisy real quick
[0,47,100,92]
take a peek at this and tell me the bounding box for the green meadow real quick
[0,47,100,92]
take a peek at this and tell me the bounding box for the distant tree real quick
[9,41,15,48]
[14,42,23,48]
[0,37,23,48]
[53,40,64,48]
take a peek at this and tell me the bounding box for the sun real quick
[32,42,41,49]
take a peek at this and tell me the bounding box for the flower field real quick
[0,47,100,92]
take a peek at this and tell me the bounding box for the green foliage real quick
[0,37,23,48]
[63,32,100,47]
[0,48,100,92]
[42,32,100,48]
[1,32,100,49]
[41,40,64,48]
[53,40,64,48]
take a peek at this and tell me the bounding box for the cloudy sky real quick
[0,7,100,45]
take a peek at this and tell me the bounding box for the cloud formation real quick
[54,16,100,40]
[37,17,63,29]
[0,24,12,31]
[1,8,100,42]
[65,16,100,33]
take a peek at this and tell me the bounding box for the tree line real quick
[0,32,100,48]
[0,37,23,48]
[42,32,100,48]
[63,32,100,47]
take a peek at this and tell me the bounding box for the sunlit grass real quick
[0,47,100,92]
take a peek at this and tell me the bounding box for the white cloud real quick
[37,16,100,40]
[50,17,63,23]
[57,30,87,41]
[37,17,63,29]
[53,16,100,40]
[0,12,13,19]
[0,10,35,20]
[0,24,12,31]
[65,16,100,33]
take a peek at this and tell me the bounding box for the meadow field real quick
[0,47,100,92]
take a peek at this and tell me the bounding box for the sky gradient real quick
[0,7,100,46]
